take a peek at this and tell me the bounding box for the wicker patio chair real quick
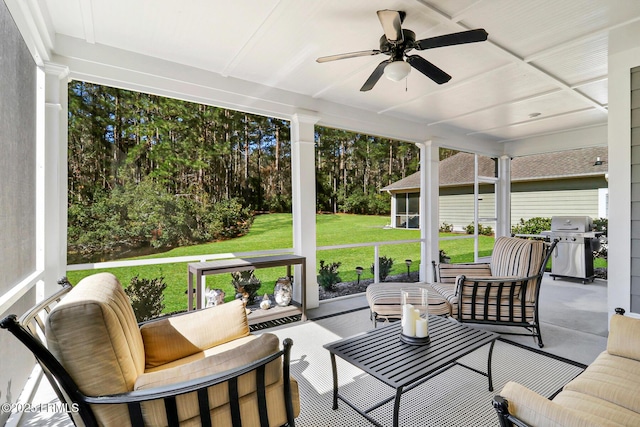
[1,273,298,427]
[431,236,558,347]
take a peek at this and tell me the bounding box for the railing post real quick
[374,245,380,284]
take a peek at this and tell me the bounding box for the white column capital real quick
[43,61,70,80]
[291,111,320,125]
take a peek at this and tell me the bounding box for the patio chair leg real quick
[535,324,544,348]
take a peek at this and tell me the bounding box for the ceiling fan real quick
[316,10,488,91]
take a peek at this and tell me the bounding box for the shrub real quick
[465,223,493,236]
[318,260,342,291]
[371,256,394,281]
[511,217,551,235]
[207,198,254,240]
[439,222,453,232]
[592,217,608,234]
[125,275,167,322]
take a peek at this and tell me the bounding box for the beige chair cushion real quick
[499,382,625,427]
[136,333,297,427]
[366,282,451,318]
[490,236,545,302]
[563,351,640,414]
[141,299,250,369]
[436,262,491,283]
[607,314,640,361]
[554,389,640,426]
[46,272,146,426]
[135,333,300,426]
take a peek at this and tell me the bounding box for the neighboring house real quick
[383,147,609,231]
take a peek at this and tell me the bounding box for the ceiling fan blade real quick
[406,55,451,84]
[415,28,488,50]
[377,10,405,43]
[316,49,381,63]
[360,60,391,92]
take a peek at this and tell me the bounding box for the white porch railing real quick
[66,238,424,286]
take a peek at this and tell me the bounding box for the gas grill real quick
[542,216,601,284]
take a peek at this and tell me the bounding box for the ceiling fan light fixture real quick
[384,60,411,81]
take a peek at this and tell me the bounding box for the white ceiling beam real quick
[4,0,54,65]
[448,0,485,22]
[54,35,505,152]
[570,75,608,89]
[427,89,562,127]
[466,108,597,136]
[377,63,515,114]
[415,0,607,113]
[78,0,95,44]
[503,123,607,155]
[523,15,640,63]
[219,0,287,77]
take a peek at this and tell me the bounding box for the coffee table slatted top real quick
[324,315,498,389]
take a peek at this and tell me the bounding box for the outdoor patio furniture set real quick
[367,235,557,347]
[6,235,633,427]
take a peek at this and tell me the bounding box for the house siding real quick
[438,189,602,231]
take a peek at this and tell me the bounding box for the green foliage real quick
[340,190,390,216]
[206,198,254,240]
[593,217,608,235]
[371,256,394,281]
[465,223,493,236]
[318,260,342,291]
[230,270,262,303]
[67,180,254,258]
[511,217,552,235]
[125,275,167,322]
[439,222,453,232]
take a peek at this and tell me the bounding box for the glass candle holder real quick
[274,277,293,307]
[400,287,430,345]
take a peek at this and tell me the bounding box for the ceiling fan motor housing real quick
[379,29,416,60]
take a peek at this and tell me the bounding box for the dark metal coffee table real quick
[324,315,499,427]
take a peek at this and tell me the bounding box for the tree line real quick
[67,81,420,260]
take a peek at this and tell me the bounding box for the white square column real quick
[291,113,319,309]
[418,141,439,283]
[41,63,69,297]
[496,155,512,238]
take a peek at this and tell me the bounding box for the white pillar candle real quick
[402,304,415,336]
[415,318,428,338]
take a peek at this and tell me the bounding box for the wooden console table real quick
[187,254,307,324]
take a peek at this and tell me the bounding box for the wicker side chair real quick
[1,273,298,427]
[431,236,558,348]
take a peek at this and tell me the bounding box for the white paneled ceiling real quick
[31,0,640,144]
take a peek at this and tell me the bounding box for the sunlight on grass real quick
[66,213,566,313]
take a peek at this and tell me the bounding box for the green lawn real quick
[67,213,603,313]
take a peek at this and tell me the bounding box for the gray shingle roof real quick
[382,146,608,191]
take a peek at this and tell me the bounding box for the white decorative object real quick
[400,287,430,345]
[205,288,225,308]
[260,294,272,310]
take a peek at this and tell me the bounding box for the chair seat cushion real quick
[562,352,640,414]
[366,282,451,318]
[136,333,296,426]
